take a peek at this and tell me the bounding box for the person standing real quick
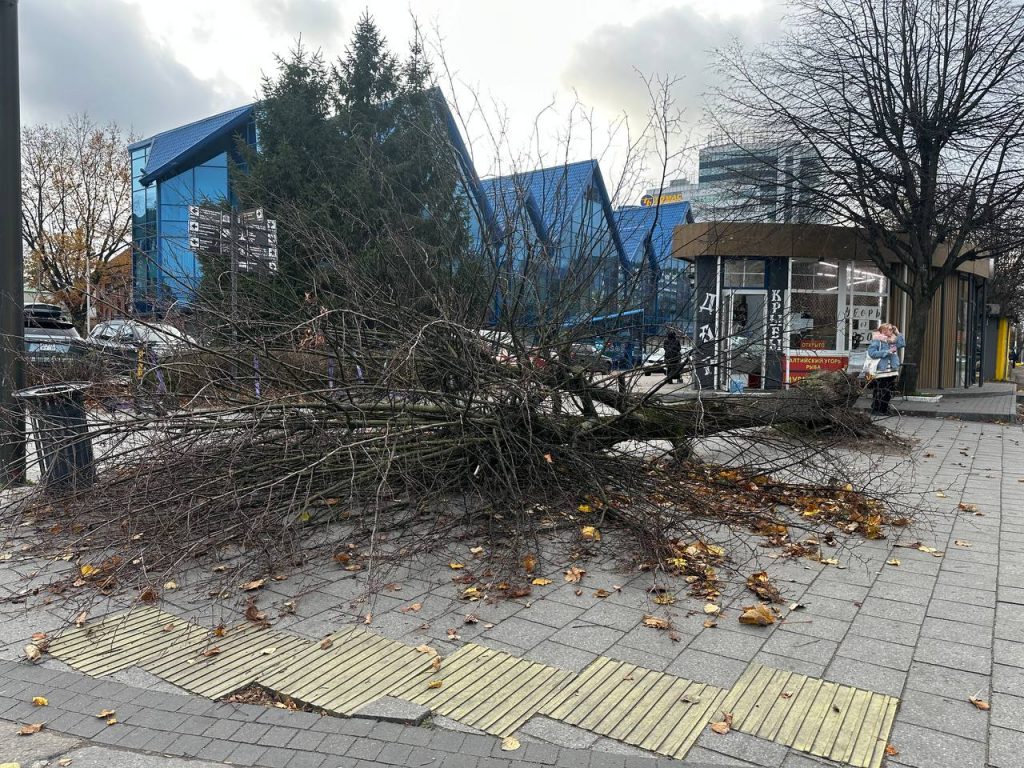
[867,323,905,415]
[664,330,682,384]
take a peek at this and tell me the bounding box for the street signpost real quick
[187,206,278,274]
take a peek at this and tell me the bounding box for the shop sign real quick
[786,354,849,382]
[640,192,685,207]
[766,289,785,352]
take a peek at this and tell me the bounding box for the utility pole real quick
[0,0,25,484]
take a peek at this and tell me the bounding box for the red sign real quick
[786,354,849,382]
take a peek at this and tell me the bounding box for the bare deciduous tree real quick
[716,0,1024,391]
[21,114,133,328]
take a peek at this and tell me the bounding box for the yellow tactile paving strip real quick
[47,609,901,765]
[541,657,727,759]
[48,606,209,677]
[391,643,575,737]
[139,622,311,700]
[717,662,899,768]
[259,626,440,715]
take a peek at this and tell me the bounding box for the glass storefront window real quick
[723,258,766,288]
[789,259,840,350]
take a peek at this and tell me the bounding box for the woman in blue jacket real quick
[867,323,905,414]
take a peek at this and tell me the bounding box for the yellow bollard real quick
[136,347,145,381]
[995,318,1010,381]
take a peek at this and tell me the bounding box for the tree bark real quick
[901,289,933,394]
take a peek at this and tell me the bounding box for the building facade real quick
[677,222,992,391]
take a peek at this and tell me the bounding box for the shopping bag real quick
[861,356,881,381]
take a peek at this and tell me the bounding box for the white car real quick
[88,320,197,361]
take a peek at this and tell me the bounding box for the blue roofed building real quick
[129,92,499,314]
[129,105,257,312]
[615,201,696,336]
[478,160,630,328]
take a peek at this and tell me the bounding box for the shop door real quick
[721,290,767,390]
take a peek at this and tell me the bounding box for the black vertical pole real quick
[0,0,25,484]
[230,211,238,379]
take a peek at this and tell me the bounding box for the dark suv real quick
[23,304,88,365]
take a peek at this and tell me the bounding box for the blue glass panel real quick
[200,151,228,169]
[159,236,200,300]
[145,186,157,212]
[161,219,188,238]
[161,169,193,205]
[133,190,147,219]
[160,204,189,222]
[194,165,228,203]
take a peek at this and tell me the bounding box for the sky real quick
[18,0,785,203]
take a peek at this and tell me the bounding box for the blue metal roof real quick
[484,160,629,271]
[615,201,693,267]
[135,104,255,185]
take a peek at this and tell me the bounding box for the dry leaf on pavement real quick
[96,709,115,718]
[969,696,991,711]
[580,525,601,541]
[738,604,776,626]
[239,578,266,591]
[320,637,333,651]
[427,680,443,689]
[642,614,670,629]
[500,736,521,751]
[24,644,41,663]
[18,723,44,736]
[531,577,552,586]
[885,744,899,756]
[564,566,585,583]
[523,554,537,573]
[31,696,47,707]
[704,603,721,615]
[709,712,733,735]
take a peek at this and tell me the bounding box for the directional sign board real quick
[187,206,278,273]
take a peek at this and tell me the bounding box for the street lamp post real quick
[0,0,25,484]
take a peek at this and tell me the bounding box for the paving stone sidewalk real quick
[2,416,1023,767]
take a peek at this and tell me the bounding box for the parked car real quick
[23,304,88,365]
[642,347,666,373]
[567,342,613,374]
[88,320,197,361]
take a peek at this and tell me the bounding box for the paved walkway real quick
[856,382,1018,421]
[2,416,1023,767]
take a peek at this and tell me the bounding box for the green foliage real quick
[204,13,479,327]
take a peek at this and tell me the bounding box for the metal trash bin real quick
[14,382,95,491]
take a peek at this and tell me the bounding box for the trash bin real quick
[14,383,95,491]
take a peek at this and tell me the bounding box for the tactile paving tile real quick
[48,607,210,677]
[390,643,575,736]
[258,626,440,715]
[540,657,727,759]
[719,662,900,768]
[138,620,311,700]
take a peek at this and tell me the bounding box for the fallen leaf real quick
[140,586,159,603]
[320,637,333,651]
[400,603,423,613]
[259,647,276,655]
[74,611,88,627]
[79,564,97,578]
[18,723,43,736]
[462,587,482,600]
[431,656,442,671]
[543,453,553,464]
[211,624,226,638]
[522,554,537,573]
[887,559,901,566]
[31,696,47,707]
[704,603,721,615]
[427,680,443,689]
[463,613,479,624]
[105,717,117,725]
[163,581,178,590]
[969,696,990,711]
[594,588,611,598]
[96,709,116,718]
[501,736,521,751]
[449,562,465,570]
[746,571,782,603]
[564,566,585,583]
[362,613,372,625]
[446,628,461,641]
[531,577,552,586]
[244,602,268,626]
[642,614,670,629]
[58,759,73,766]
[954,540,972,548]
[653,593,675,605]
[580,525,601,542]
[469,546,484,556]
[240,578,266,591]
[416,644,439,657]
[936,491,947,498]
[709,712,733,735]
[506,584,532,599]
[24,644,41,663]
[577,504,592,514]
[574,588,584,596]
[202,647,221,657]
[703,619,718,628]
[780,691,793,699]
[738,604,776,626]
[885,744,899,756]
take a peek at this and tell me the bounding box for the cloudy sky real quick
[18,0,784,201]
